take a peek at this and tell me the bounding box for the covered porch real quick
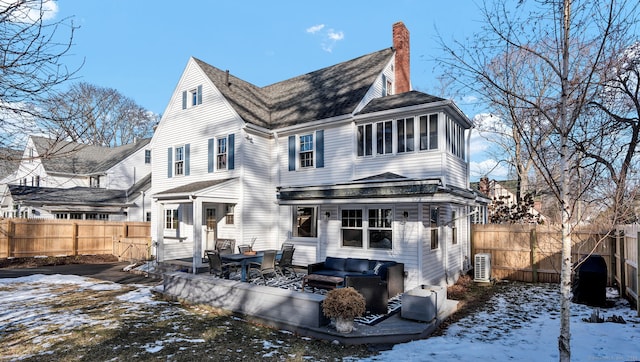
[153,178,240,273]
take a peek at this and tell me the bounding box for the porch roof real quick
[153,178,238,201]
[277,174,445,202]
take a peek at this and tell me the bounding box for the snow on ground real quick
[0,275,638,361]
[357,283,640,362]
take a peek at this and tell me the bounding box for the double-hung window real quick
[174,146,184,176]
[288,131,323,171]
[376,121,393,155]
[341,209,363,247]
[299,134,314,168]
[145,149,151,164]
[217,138,227,170]
[397,117,415,153]
[341,207,393,249]
[368,208,393,249]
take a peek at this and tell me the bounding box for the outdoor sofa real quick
[307,256,405,314]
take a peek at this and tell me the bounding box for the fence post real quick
[530,227,538,283]
[72,222,78,256]
[615,229,623,298]
[637,231,640,317]
[7,219,14,258]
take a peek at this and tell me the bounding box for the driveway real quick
[0,262,162,285]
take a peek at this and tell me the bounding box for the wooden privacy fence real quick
[471,224,614,283]
[0,219,152,262]
[471,224,639,313]
[614,225,639,313]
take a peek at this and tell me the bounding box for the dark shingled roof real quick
[0,147,21,179]
[155,178,236,196]
[354,172,408,182]
[8,185,129,206]
[356,91,446,115]
[31,136,151,175]
[194,48,395,129]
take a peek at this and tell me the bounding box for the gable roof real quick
[31,136,151,175]
[0,147,22,179]
[8,184,130,207]
[194,47,395,129]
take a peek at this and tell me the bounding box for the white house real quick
[0,135,152,221]
[150,22,487,289]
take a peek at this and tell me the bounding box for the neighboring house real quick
[473,177,544,223]
[0,147,22,184]
[0,136,152,221]
[150,22,487,289]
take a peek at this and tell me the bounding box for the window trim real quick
[340,206,394,250]
[174,145,184,176]
[217,137,228,171]
[165,209,179,230]
[299,133,314,168]
[397,117,415,153]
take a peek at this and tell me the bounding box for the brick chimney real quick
[393,21,411,94]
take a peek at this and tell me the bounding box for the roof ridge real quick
[194,48,395,129]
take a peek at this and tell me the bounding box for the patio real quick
[152,259,459,345]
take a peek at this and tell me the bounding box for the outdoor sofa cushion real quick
[307,256,404,297]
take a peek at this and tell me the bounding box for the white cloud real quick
[327,29,344,41]
[470,158,510,181]
[306,24,345,53]
[306,24,325,34]
[0,0,59,23]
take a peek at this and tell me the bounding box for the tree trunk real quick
[558,1,572,361]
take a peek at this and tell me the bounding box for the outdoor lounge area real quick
[154,256,459,344]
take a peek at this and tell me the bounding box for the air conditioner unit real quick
[474,253,491,282]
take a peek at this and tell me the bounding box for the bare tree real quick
[0,0,79,150]
[42,82,157,147]
[437,1,638,360]
[581,41,640,224]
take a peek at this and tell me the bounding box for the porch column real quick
[156,201,164,262]
[192,196,203,274]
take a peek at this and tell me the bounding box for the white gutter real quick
[273,113,353,134]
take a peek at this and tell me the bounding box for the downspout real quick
[140,191,145,222]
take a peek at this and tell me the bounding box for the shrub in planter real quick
[321,287,366,333]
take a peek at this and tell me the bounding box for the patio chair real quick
[216,239,235,255]
[206,251,236,279]
[238,245,253,254]
[280,242,294,251]
[276,247,295,276]
[248,250,277,280]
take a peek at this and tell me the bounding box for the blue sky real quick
[50,0,501,180]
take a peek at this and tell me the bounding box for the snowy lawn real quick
[357,282,640,362]
[0,275,638,361]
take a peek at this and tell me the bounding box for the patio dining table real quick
[221,250,281,282]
